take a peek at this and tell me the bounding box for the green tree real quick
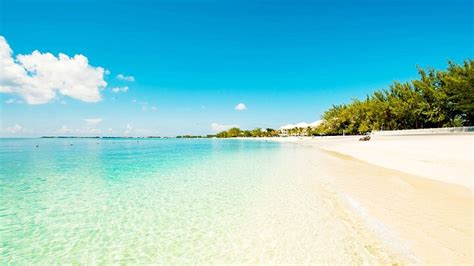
[315,60,473,135]
[227,127,241,137]
[251,128,263,137]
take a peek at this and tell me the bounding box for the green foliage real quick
[227,127,241,137]
[213,60,472,137]
[242,130,252,137]
[251,128,263,137]
[215,127,281,138]
[316,60,474,135]
[265,128,280,137]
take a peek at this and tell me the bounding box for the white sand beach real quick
[310,134,473,189]
[264,134,473,264]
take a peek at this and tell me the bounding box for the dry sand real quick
[312,134,473,189]
[257,134,473,264]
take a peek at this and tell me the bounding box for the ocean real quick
[0,138,393,263]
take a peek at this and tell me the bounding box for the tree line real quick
[315,60,473,135]
[215,128,280,138]
[213,60,473,138]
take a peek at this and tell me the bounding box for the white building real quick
[279,120,322,136]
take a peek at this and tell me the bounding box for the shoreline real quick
[1,137,471,263]
[238,134,473,190]
[238,134,473,263]
[323,151,472,264]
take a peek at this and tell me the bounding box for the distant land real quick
[40,136,166,139]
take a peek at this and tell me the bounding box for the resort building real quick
[279,120,322,136]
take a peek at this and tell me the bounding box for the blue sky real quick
[0,0,472,136]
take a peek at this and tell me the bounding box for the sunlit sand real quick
[267,135,473,264]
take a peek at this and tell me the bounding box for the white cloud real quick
[4,98,23,104]
[84,118,103,126]
[133,100,157,111]
[0,36,107,104]
[235,103,247,111]
[111,86,129,93]
[124,124,133,135]
[116,74,135,82]
[55,124,112,135]
[56,125,73,134]
[89,128,102,134]
[143,105,158,111]
[5,124,23,133]
[122,124,149,136]
[211,122,238,132]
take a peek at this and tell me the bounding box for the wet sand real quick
[217,137,472,263]
[288,136,473,264]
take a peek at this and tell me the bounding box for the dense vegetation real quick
[315,60,473,135]
[212,60,473,138]
[215,128,280,138]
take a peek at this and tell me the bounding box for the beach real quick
[270,134,473,264]
[0,137,472,263]
[2,0,472,263]
[310,134,473,189]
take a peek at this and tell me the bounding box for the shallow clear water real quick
[0,138,278,263]
[0,138,394,263]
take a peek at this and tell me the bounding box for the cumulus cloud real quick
[0,36,107,104]
[235,103,247,111]
[111,86,129,93]
[5,124,23,133]
[116,74,135,82]
[211,122,238,132]
[84,118,103,126]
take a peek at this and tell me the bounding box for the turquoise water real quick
[0,138,285,263]
[0,138,397,263]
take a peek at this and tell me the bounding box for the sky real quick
[0,0,472,137]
